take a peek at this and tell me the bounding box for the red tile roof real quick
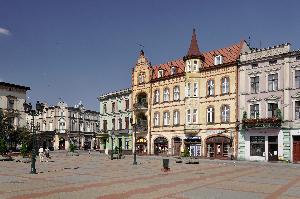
[151,40,245,81]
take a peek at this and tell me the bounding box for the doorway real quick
[293,136,300,163]
[268,136,278,161]
[206,136,230,159]
[59,137,65,150]
[173,137,182,156]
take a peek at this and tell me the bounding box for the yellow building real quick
[131,29,249,158]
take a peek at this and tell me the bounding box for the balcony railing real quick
[133,102,148,110]
[242,117,282,129]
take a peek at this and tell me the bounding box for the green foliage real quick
[69,143,76,153]
[242,111,247,120]
[256,112,260,119]
[20,144,29,157]
[0,138,7,155]
[181,147,190,157]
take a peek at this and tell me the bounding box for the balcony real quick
[133,102,148,110]
[242,117,282,129]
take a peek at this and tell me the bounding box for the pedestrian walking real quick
[38,147,44,162]
[45,147,50,162]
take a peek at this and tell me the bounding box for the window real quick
[221,77,229,94]
[269,60,277,65]
[297,56,300,60]
[125,138,130,150]
[296,71,300,88]
[221,105,230,123]
[112,102,115,113]
[154,112,160,127]
[252,63,258,69]
[118,118,122,130]
[268,103,278,118]
[171,67,177,75]
[207,107,214,123]
[250,136,265,156]
[187,61,191,72]
[186,83,191,97]
[138,72,145,84]
[186,109,191,124]
[214,55,223,65]
[296,101,300,120]
[193,82,198,97]
[268,74,278,91]
[158,70,164,78]
[125,117,129,129]
[250,76,259,93]
[154,89,160,104]
[163,88,170,102]
[7,98,14,110]
[173,86,180,101]
[192,109,198,123]
[250,104,259,119]
[173,110,180,125]
[207,80,214,96]
[125,99,129,110]
[163,111,170,126]
[103,120,107,131]
[112,118,115,130]
[103,104,107,113]
[193,60,198,71]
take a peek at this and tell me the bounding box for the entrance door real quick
[59,138,65,150]
[189,144,201,156]
[268,136,278,161]
[173,137,182,156]
[293,136,300,163]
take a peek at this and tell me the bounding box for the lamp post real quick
[110,131,115,160]
[23,101,44,174]
[130,118,137,165]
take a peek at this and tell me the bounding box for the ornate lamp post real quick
[109,131,115,160]
[130,118,137,165]
[23,101,44,174]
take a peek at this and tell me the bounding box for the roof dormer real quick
[214,55,223,65]
[158,69,164,78]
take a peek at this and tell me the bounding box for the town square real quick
[1,0,300,198]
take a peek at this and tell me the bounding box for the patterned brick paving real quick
[0,151,300,199]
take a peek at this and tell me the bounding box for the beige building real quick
[131,29,249,158]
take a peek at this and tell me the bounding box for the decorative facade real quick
[98,88,132,153]
[27,101,99,150]
[131,29,249,158]
[238,43,300,162]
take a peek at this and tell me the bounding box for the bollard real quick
[162,158,170,172]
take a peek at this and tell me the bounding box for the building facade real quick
[27,101,99,150]
[131,29,249,158]
[0,82,30,129]
[98,88,132,153]
[238,43,300,162]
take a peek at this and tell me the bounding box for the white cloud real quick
[0,27,11,36]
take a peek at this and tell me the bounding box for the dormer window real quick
[269,60,277,65]
[138,72,145,84]
[171,67,177,75]
[158,69,164,78]
[214,55,223,65]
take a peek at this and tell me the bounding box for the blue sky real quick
[0,0,300,111]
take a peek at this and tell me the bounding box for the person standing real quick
[38,147,44,162]
[45,147,50,162]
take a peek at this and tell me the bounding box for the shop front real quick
[136,137,147,155]
[184,136,201,157]
[154,137,168,155]
[206,136,231,159]
[172,137,182,156]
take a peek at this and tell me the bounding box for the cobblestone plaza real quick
[1,152,300,199]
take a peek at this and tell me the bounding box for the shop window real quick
[250,136,265,156]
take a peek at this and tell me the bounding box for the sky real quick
[0,0,300,111]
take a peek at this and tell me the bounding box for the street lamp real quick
[23,101,44,174]
[130,118,137,165]
[109,131,115,160]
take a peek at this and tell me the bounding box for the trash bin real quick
[163,159,169,169]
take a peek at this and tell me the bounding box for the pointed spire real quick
[183,29,204,61]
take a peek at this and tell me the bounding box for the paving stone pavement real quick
[0,151,300,199]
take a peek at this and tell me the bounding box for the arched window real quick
[173,110,180,125]
[154,112,160,127]
[207,80,214,96]
[154,89,160,104]
[163,111,170,126]
[163,88,170,102]
[221,77,230,94]
[207,106,214,123]
[221,105,230,123]
[138,72,145,84]
[173,86,180,101]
